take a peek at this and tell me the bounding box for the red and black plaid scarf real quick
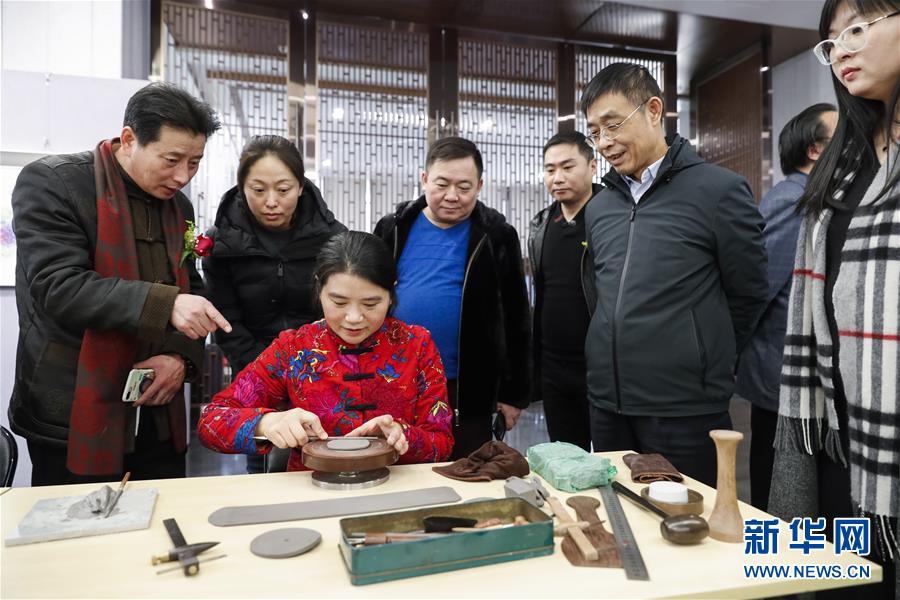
[66,139,189,475]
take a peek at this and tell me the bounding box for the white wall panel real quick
[771,50,835,184]
[1,0,122,77]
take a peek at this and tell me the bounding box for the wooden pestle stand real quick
[707,429,744,543]
[546,497,599,561]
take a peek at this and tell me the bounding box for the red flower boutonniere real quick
[180,220,213,266]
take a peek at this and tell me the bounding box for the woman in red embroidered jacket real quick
[198,231,454,469]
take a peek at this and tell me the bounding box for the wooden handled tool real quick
[611,482,709,545]
[347,532,441,545]
[553,521,590,536]
[546,497,599,561]
[102,471,131,518]
[566,496,622,567]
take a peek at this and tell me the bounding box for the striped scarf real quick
[776,142,899,559]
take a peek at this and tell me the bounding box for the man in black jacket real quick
[581,63,767,485]
[528,131,599,451]
[11,83,230,485]
[374,137,531,459]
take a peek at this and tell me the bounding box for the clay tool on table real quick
[424,515,529,532]
[302,437,399,489]
[102,471,131,518]
[151,541,220,565]
[563,496,622,568]
[352,514,531,545]
[707,430,744,543]
[155,518,225,576]
[612,481,709,545]
[423,515,478,532]
[251,528,321,558]
[209,486,462,527]
[546,497,599,561]
[504,476,551,508]
[156,554,227,575]
[347,532,444,546]
[597,484,650,580]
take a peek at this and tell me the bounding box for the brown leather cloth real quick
[622,453,683,483]
[432,441,529,482]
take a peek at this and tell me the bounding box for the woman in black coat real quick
[203,135,346,472]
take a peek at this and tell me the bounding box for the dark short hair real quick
[237,135,305,190]
[778,103,836,175]
[425,137,483,179]
[543,131,594,163]
[579,62,664,117]
[314,231,397,305]
[123,82,220,145]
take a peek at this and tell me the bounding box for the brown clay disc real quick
[301,438,398,473]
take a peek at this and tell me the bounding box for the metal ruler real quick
[598,484,650,580]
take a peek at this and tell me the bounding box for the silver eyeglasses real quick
[813,10,900,65]
[585,101,646,146]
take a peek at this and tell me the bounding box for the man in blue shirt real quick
[375,137,531,458]
[736,102,836,510]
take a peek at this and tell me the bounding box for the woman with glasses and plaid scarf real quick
[769,1,899,598]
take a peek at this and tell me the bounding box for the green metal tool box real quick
[338,497,555,585]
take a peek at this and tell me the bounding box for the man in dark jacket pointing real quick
[11,83,230,485]
[581,63,767,486]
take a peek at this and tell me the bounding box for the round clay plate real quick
[641,486,705,516]
[302,438,398,473]
[250,528,321,559]
[326,438,370,451]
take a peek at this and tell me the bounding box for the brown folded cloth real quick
[622,453,684,483]
[432,441,530,482]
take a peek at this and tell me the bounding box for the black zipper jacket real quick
[10,148,205,447]
[374,197,531,420]
[585,135,767,416]
[527,184,602,392]
[202,180,346,374]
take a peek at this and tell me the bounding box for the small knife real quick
[151,541,221,565]
[102,471,131,518]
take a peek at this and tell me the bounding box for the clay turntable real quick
[301,438,399,490]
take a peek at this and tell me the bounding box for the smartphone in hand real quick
[491,411,507,442]
[122,368,154,403]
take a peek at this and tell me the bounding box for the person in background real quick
[580,62,768,486]
[198,231,454,469]
[374,137,531,459]
[528,131,600,451]
[10,82,229,485]
[203,135,346,472]
[769,1,898,597]
[736,102,837,511]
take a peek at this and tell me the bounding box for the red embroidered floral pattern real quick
[198,317,454,469]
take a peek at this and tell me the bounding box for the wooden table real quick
[0,451,881,598]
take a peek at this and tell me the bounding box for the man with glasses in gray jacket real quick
[580,62,768,486]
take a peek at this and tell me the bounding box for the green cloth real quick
[527,442,617,492]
